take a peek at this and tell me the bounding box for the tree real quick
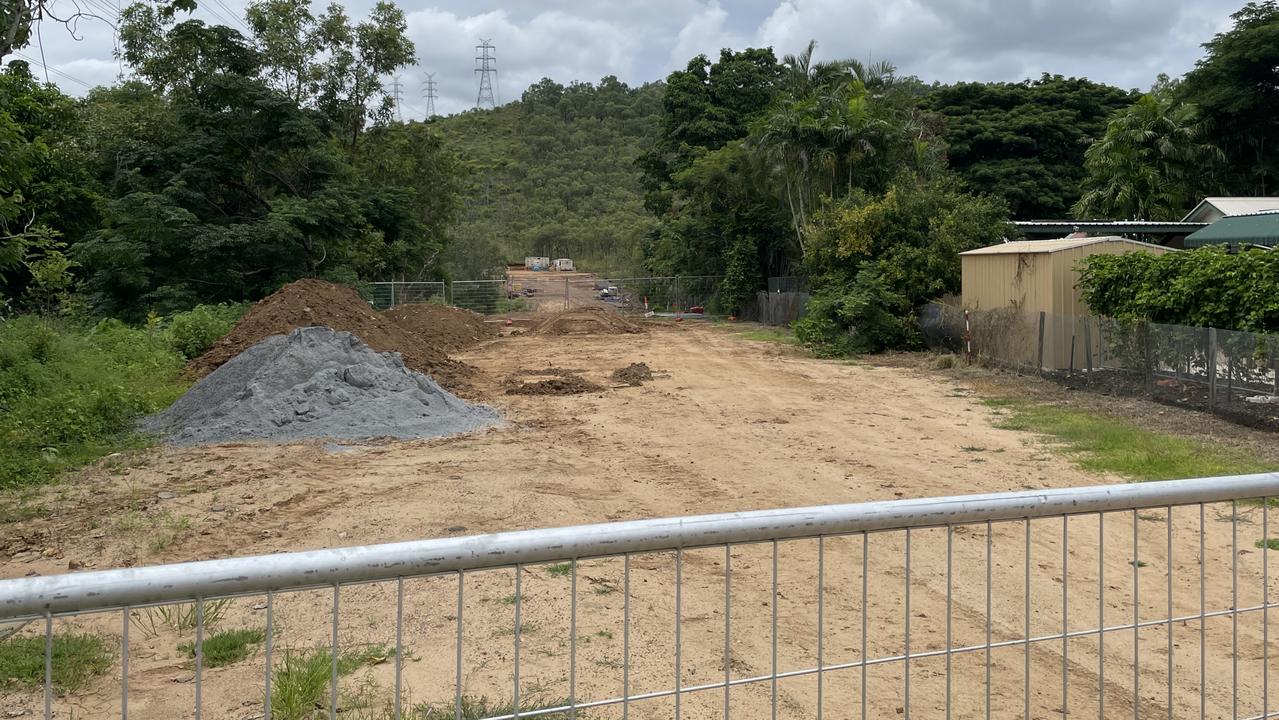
[245,0,324,103]
[926,75,1136,218]
[751,60,942,254]
[0,63,96,306]
[1074,93,1223,220]
[796,176,1011,352]
[314,1,415,156]
[74,70,429,317]
[118,7,261,95]
[636,48,782,214]
[1179,1,1279,195]
[358,121,462,280]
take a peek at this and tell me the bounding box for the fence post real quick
[1144,322,1154,393]
[1083,318,1093,377]
[1069,333,1076,377]
[564,277,570,311]
[389,282,395,308]
[963,310,972,363]
[1037,312,1045,376]
[1208,327,1218,410]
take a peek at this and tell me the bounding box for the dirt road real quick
[1,324,1274,719]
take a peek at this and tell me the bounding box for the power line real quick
[474,38,496,109]
[207,0,250,32]
[12,51,94,89]
[422,71,437,117]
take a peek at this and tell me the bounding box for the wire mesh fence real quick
[449,280,514,315]
[368,282,447,310]
[1,476,1278,720]
[571,276,722,317]
[921,304,1279,430]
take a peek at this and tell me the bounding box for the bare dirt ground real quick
[2,324,1276,719]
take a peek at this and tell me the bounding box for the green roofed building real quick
[1183,212,1279,248]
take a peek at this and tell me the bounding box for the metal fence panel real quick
[2,475,1278,720]
[450,279,512,315]
[368,281,446,310]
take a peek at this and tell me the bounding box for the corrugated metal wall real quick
[962,240,1173,368]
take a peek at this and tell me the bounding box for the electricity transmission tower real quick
[475,39,497,109]
[391,75,405,122]
[422,72,438,117]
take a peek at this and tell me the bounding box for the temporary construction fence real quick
[449,279,513,315]
[571,275,723,317]
[2,474,1279,719]
[922,303,1279,430]
[368,281,447,310]
[371,275,813,323]
[374,277,723,316]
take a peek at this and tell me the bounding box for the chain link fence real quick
[922,303,1279,431]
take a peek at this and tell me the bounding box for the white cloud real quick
[666,1,748,72]
[5,0,1249,112]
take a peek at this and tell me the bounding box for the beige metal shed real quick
[959,237,1173,368]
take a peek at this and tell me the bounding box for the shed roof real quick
[1181,197,1279,222]
[1183,212,1279,248]
[959,236,1169,256]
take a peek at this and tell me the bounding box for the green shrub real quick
[794,268,910,356]
[0,315,187,488]
[163,303,249,359]
[1078,247,1279,333]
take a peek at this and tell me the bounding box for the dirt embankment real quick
[381,303,498,353]
[187,279,478,395]
[531,306,644,336]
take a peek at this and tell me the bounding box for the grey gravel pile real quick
[143,327,499,445]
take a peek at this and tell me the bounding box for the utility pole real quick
[391,75,404,122]
[422,71,438,117]
[475,38,497,109]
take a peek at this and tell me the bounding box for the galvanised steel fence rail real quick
[2,474,1278,719]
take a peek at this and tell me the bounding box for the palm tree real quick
[1074,94,1224,220]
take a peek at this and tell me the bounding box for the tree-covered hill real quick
[431,77,663,277]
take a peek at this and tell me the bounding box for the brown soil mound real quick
[611,362,654,386]
[531,306,644,336]
[187,279,477,394]
[505,375,604,396]
[382,303,498,353]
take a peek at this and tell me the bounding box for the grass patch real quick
[0,633,113,694]
[985,398,1277,481]
[1256,538,1279,552]
[179,628,264,668]
[734,328,798,345]
[270,645,393,720]
[546,563,572,577]
[0,316,188,488]
[415,695,574,720]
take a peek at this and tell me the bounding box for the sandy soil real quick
[2,324,1276,719]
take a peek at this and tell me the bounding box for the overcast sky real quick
[18,0,1242,117]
